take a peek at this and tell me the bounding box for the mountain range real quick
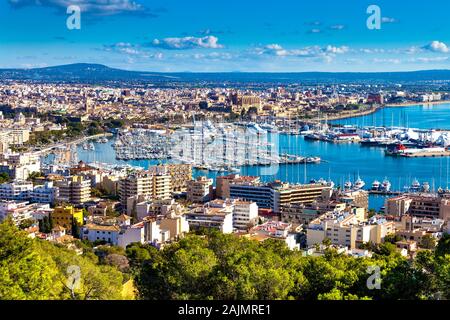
[1,63,450,84]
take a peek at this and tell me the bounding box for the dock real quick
[401,151,450,158]
[368,190,402,196]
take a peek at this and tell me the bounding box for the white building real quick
[32,181,59,204]
[0,201,50,225]
[186,176,213,203]
[118,222,145,248]
[81,224,121,244]
[248,220,299,250]
[0,153,40,180]
[306,211,395,249]
[135,198,186,222]
[185,201,234,234]
[232,200,258,230]
[0,181,33,201]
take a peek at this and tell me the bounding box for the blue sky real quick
[1,0,450,72]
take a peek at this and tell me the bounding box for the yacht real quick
[371,180,381,190]
[354,176,365,190]
[230,167,240,174]
[422,182,430,193]
[82,143,89,150]
[411,178,421,192]
[344,180,352,190]
[305,156,321,164]
[327,180,335,188]
[381,178,391,192]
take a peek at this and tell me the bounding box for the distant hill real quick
[1,63,450,84]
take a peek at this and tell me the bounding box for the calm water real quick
[332,103,450,129]
[72,103,450,211]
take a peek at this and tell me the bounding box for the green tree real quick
[420,234,437,249]
[0,172,10,184]
[436,233,450,256]
[0,220,62,299]
[19,218,35,230]
[38,240,124,300]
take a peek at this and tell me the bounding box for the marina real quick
[42,103,450,211]
[110,121,322,170]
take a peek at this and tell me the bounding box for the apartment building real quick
[135,198,186,221]
[216,174,260,199]
[116,212,189,248]
[232,200,259,230]
[229,180,330,213]
[51,206,84,234]
[148,164,192,192]
[274,182,332,212]
[247,221,299,250]
[0,129,30,148]
[56,175,91,204]
[0,152,40,180]
[186,176,213,203]
[408,195,450,220]
[0,201,50,225]
[31,181,59,204]
[0,181,33,201]
[306,210,394,249]
[118,172,172,212]
[385,196,412,216]
[185,202,234,234]
[281,200,347,225]
[229,183,273,210]
[338,189,369,210]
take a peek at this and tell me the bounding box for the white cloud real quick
[373,58,401,64]
[405,46,422,54]
[8,0,148,15]
[257,44,349,58]
[103,42,163,59]
[381,17,397,23]
[423,41,450,53]
[409,57,449,63]
[359,48,386,54]
[193,52,233,60]
[330,25,345,30]
[325,45,349,54]
[150,36,223,50]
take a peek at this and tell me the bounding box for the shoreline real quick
[385,100,450,108]
[321,100,450,122]
[310,105,381,122]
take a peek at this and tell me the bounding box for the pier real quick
[368,190,402,196]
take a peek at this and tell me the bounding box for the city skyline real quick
[2,0,450,72]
